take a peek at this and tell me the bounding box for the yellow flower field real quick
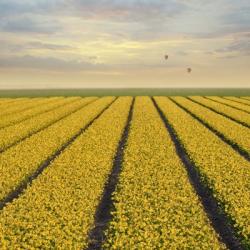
[0,96,249,249]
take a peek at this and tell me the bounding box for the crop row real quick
[0,97,97,152]
[0,98,11,103]
[189,96,250,127]
[171,97,250,154]
[0,97,114,203]
[0,97,132,249]
[0,97,60,117]
[104,97,224,249]
[0,97,80,129]
[225,97,250,106]
[0,98,21,106]
[206,96,250,113]
[155,97,250,247]
[0,98,32,113]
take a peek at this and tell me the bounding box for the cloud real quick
[216,40,250,55]
[63,0,189,41]
[71,0,187,22]
[0,0,64,16]
[0,41,75,55]
[1,16,61,34]
[1,0,248,41]
[26,42,75,50]
[207,32,250,58]
[0,54,180,72]
[160,0,250,39]
[0,0,64,34]
[0,0,187,23]
[219,2,250,35]
[0,55,106,71]
[0,0,249,84]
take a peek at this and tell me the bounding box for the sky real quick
[0,0,249,89]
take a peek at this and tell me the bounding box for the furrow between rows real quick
[170,97,250,161]
[188,97,250,128]
[0,98,116,211]
[0,97,115,205]
[241,97,250,102]
[104,97,225,250]
[154,97,250,248]
[87,98,134,250]
[0,97,80,129]
[0,97,61,117]
[0,97,97,153]
[205,97,250,114]
[0,97,132,249]
[0,98,22,107]
[223,97,250,107]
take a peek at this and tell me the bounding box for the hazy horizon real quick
[0,0,249,89]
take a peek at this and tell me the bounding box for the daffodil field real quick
[189,96,250,127]
[0,96,249,249]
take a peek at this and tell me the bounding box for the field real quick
[1,88,250,97]
[0,96,249,249]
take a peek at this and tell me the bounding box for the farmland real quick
[0,96,249,249]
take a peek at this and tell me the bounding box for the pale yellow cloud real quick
[0,0,249,88]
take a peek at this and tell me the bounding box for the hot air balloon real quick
[187,68,192,73]
[165,55,168,60]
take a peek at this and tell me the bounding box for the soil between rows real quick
[87,98,135,250]
[187,97,250,129]
[240,97,250,103]
[204,97,250,115]
[222,97,250,108]
[152,97,244,250]
[0,98,98,154]
[0,98,81,131]
[169,97,250,162]
[0,98,117,210]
